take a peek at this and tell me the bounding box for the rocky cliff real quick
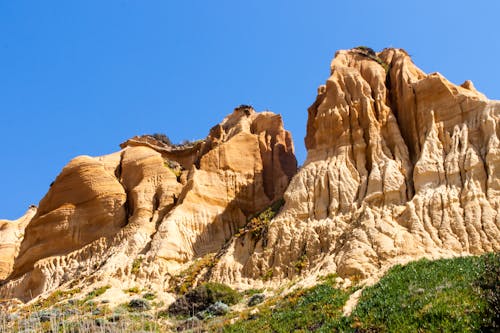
[0,106,297,301]
[211,47,500,286]
[0,48,499,304]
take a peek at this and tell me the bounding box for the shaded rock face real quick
[0,107,297,301]
[211,48,500,285]
[0,207,37,280]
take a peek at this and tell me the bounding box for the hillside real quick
[0,47,499,332]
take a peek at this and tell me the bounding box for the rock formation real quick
[0,106,297,301]
[211,48,500,286]
[0,207,36,280]
[0,48,498,304]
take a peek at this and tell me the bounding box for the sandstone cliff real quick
[0,107,297,301]
[0,48,498,304]
[0,207,36,280]
[210,48,500,286]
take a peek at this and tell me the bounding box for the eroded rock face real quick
[143,108,296,276]
[0,106,297,301]
[1,47,498,302]
[0,207,37,280]
[211,48,500,286]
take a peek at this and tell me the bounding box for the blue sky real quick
[1,1,499,219]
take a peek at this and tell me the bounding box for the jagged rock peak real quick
[210,47,500,287]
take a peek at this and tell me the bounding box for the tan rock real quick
[143,108,297,277]
[211,48,500,286]
[0,207,36,280]
[0,106,297,301]
[10,153,127,280]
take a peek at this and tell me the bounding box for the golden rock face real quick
[0,107,297,301]
[210,48,500,286]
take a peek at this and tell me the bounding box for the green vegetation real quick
[168,282,241,317]
[262,269,273,281]
[124,286,141,294]
[350,256,489,332]
[131,258,143,275]
[31,288,82,309]
[148,133,203,148]
[202,282,242,306]
[219,280,352,332]
[86,285,111,300]
[294,254,309,273]
[220,253,499,332]
[236,198,284,239]
[169,253,218,294]
[354,45,390,72]
[3,254,497,332]
[354,45,376,56]
[5,285,166,332]
[472,252,499,330]
[80,285,112,305]
[163,159,182,180]
[143,292,156,300]
[243,288,264,297]
[149,133,172,145]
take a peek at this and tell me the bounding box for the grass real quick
[219,253,498,332]
[216,280,353,332]
[83,285,111,302]
[30,288,81,309]
[2,254,497,332]
[350,256,490,332]
[143,292,156,300]
[2,287,166,332]
[243,288,264,297]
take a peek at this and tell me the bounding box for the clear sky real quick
[1,1,499,219]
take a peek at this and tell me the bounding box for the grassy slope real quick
[2,254,497,332]
[220,278,353,332]
[220,254,497,332]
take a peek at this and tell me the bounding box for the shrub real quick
[33,288,81,309]
[236,199,284,239]
[475,252,500,330]
[169,253,218,294]
[125,286,140,294]
[353,46,389,72]
[143,292,156,300]
[204,282,241,305]
[294,254,309,273]
[131,258,143,275]
[354,46,376,56]
[85,285,111,300]
[168,282,241,316]
[220,255,497,332]
[149,133,172,145]
[128,298,151,312]
[244,288,264,297]
[247,293,265,307]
